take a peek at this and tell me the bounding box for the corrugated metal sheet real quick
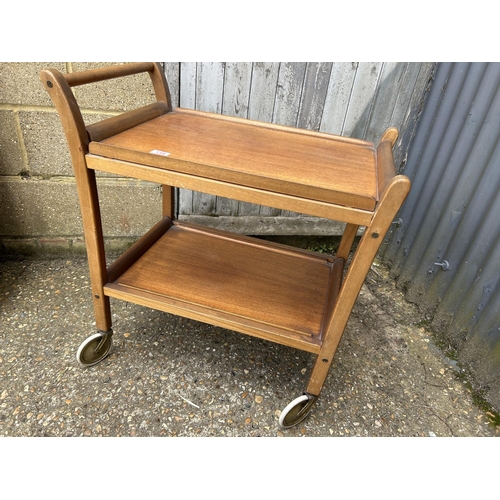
[382,62,500,408]
[170,62,434,222]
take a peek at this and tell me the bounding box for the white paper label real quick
[149,149,170,156]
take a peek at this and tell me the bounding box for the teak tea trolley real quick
[41,63,410,428]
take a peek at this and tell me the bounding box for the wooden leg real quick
[77,169,112,332]
[162,185,176,219]
[336,223,359,260]
[40,70,112,333]
[306,176,410,396]
[307,226,382,395]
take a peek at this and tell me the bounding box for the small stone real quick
[255,395,263,403]
[439,368,445,375]
[123,332,131,338]
[245,418,252,424]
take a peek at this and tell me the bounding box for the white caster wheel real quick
[279,393,318,428]
[76,331,113,367]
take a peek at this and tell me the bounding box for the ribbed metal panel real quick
[382,62,500,408]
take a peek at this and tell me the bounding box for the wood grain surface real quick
[112,221,337,338]
[90,109,378,210]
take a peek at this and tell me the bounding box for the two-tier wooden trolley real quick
[41,63,410,428]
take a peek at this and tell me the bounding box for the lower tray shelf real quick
[104,219,343,353]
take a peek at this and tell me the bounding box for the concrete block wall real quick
[0,62,173,254]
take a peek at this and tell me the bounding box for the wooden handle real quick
[64,62,155,87]
[63,62,172,111]
[86,102,170,142]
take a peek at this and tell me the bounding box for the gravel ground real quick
[1,254,498,438]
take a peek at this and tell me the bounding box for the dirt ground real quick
[0,253,498,438]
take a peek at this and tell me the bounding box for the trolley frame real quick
[41,63,410,426]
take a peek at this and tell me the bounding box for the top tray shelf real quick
[89,108,380,211]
